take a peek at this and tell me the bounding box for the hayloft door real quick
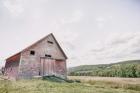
[40,58,56,76]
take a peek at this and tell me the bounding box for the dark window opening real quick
[39,71,41,76]
[47,41,53,44]
[45,54,52,57]
[30,51,35,55]
[10,68,12,71]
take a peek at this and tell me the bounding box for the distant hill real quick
[68,60,140,77]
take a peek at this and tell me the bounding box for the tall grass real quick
[84,80,140,91]
[0,77,140,93]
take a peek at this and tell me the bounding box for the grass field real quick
[0,76,140,93]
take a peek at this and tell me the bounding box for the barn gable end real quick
[5,33,67,80]
[18,33,67,79]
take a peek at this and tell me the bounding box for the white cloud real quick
[3,0,24,16]
[79,32,140,65]
[61,10,83,24]
[96,17,106,22]
[96,17,105,29]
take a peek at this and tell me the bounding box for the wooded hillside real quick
[68,60,140,77]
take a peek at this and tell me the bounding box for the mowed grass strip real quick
[0,77,139,93]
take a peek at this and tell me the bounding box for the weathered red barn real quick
[4,33,67,80]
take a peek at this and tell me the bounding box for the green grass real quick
[0,78,140,93]
[85,80,140,91]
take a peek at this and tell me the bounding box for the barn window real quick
[10,68,12,71]
[47,41,53,44]
[45,54,51,57]
[30,51,35,55]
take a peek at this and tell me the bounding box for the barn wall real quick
[18,51,40,79]
[55,60,67,79]
[5,53,21,80]
[18,35,67,79]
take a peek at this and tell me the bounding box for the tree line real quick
[69,64,140,77]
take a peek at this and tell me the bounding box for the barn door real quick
[40,58,56,76]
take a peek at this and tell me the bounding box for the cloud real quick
[61,10,83,24]
[3,0,24,16]
[82,32,140,65]
[96,16,113,29]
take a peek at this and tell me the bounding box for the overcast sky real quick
[0,0,140,67]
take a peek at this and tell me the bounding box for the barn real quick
[4,33,67,80]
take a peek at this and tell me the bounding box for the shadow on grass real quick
[42,75,81,83]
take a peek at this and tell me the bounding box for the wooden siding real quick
[40,58,67,78]
[55,60,67,78]
[18,34,67,79]
[5,53,21,80]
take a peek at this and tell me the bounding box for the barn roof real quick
[6,33,67,61]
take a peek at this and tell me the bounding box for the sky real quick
[0,0,140,67]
